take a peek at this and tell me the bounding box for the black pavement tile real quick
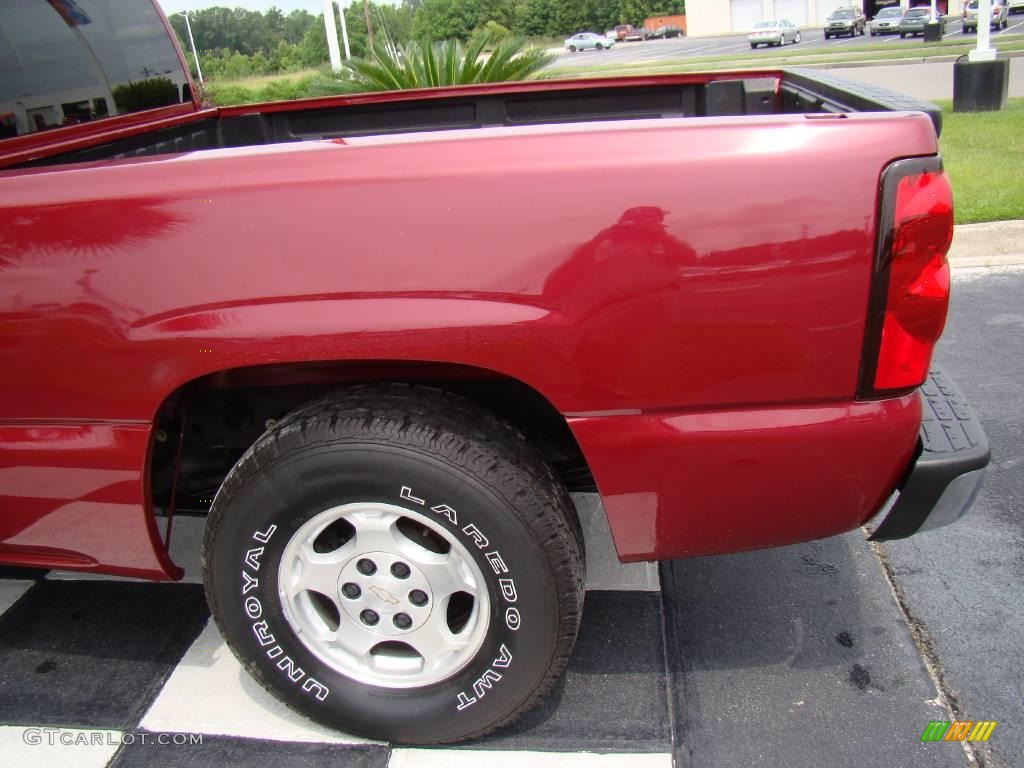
[663,533,963,768]
[109,734,390,768]
[0,580,209,729]
[0,566,49,580]
[467,590,671,752]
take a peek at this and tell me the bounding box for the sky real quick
[157,0,377,14]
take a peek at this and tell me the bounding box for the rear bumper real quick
[868,367,990,541]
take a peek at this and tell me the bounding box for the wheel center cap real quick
[336,551,433,636]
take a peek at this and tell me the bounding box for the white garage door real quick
[815,0,842,24]
[775,0,809,25]
[731,0,763,31]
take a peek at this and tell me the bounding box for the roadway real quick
[549,17,1024,68]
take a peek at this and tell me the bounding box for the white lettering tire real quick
[203,385,585,744]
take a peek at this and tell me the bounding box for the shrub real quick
[339,32,555,93]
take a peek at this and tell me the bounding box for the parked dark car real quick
[899,6,945,36]
[824,6,867,37]
[653,24,684,38]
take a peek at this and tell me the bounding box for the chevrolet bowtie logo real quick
[369,585,400,605]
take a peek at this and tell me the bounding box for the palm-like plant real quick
[335,34,556,93]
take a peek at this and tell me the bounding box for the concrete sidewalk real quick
[948,219,1024,267]
[830,57,1024,102]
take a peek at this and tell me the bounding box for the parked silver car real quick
[962,0,1009,31]
[869,6,904,35]
[748,19,802,47]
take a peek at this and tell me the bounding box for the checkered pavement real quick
[0,495,673,768]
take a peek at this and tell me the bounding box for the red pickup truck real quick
[0,0,989,746]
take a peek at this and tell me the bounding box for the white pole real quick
[322,0,342,71]
[969,0,996,60]
[181,11,203,85]
[338,2,351,59]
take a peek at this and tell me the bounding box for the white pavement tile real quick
[573,493,660,592]
[139,620,373,745]
[0,726,121,768]
[388,750,673,768]
[0,580,33,618]
[46,514,205,584]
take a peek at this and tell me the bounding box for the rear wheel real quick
[751,42,758,47]
[203,385,585,744]
[568,45,577,52]
[795,32,802,43]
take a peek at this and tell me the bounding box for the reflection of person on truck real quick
[542,206,697,399]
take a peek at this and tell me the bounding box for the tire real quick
[203,384,585,744]
[795,31,802,43]
[871,29,877,35]
[595,42,603,49]
[568,45,577,52]
[825,32,830,39]
[751,42,758,48]
[900,32,906,37]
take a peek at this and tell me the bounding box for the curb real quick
[948,219,1024,267]
[814,48,1024,70]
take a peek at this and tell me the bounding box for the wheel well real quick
[150,360,596,519]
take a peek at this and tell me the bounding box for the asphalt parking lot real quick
[549,18,1024,68]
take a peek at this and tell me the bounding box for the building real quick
[685,0,962,36]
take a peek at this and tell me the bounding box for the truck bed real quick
[3,68,942,169]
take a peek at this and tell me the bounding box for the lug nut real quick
[409,589,428,606]
[393,612,412,629]
[390,562,410,579]
[359,609,379,626]
[341,582,361,599]
[356,558,377,576]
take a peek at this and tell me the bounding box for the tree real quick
[412,0,512,41]
[299,17,330,66]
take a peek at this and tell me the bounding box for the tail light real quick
[859,158,953,398]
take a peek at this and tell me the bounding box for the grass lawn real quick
[938,98,1024,224]
[206,68,322,90]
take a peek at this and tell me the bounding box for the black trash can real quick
[953,57,1010,111]
[923,22,943,42]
